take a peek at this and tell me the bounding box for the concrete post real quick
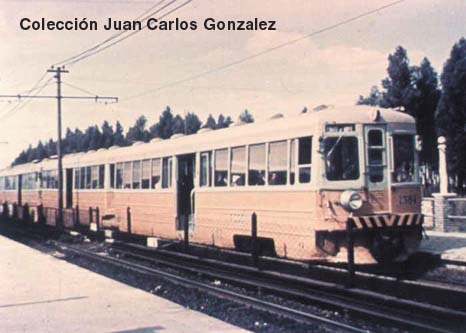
[432,136,456,232]
[438,136,449,194]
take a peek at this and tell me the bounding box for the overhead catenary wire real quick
[0,77,54,122]
[53,0,191,68]
[52,0,169,67]
[62,0,192,67]
[122,0,406,102]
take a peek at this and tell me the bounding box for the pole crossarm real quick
[0,94,118,102]
[0,67,118,230]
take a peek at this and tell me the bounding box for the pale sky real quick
[0,0,465,169]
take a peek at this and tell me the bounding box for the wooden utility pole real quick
[0,67,118,230]
[47,67,68,229]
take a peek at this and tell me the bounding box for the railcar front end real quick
[314,111,423,263]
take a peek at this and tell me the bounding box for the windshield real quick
[324,137,359,181]
[392,134,415,183]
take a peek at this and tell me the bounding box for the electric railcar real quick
[0,106,423,263]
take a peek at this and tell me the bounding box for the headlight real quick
[340,190,363,211]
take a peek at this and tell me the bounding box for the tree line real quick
[358,37,466,193]
[11,108,254,166]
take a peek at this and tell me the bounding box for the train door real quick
[364,125,389,208]
[17,174,22,205]
[65,168,73,208]
[176,154,195,230]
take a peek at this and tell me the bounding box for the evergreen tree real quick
[410,58,441,166]
[157,106,174,139]
[46,139,57,156]
[380,46,417,111]
[74,128,85,152]
[217,114,232,129]
[436,38,466,192]
[126,115,149,143]
[185,112,202,134]
[63,128,76,154]
[357,86,383,106]
[171,115,185,135]
[238,109,254,123]
[113,121,126,146]
[89,125,103,150]
[203,114,217,129]
[101,121,114,148]
[35,141,47,160]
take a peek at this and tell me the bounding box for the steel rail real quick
[108,243,465,333]
[55,243,367,333]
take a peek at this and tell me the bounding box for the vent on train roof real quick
[132,141,145,146]
[108,146,119,150]
[270,113,284,119]
[170,133,185,139]
[150,138,162,143]
[97,148,107,152]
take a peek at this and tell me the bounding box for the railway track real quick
[107,241,466,333]
[2,222,466,332]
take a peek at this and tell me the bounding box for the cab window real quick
[392,134,415,183]
[325,137,359,181]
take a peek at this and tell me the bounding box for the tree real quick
[410,58,441,166]
[238,109,254,123]
[101,121,114,148]
[217,114,232,129]
[171,115,185,135]
[380,46,417,111]
[157,106,174,139]
[113,121,126,146]
[436,38,466,192]
[185,112,202,134]
[45,139,57,156]
[89,125,103,150]
[126,115,149,143]
[357,86,383,106]
[203,114,217,129]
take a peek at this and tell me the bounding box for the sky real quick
[0,0,465,169]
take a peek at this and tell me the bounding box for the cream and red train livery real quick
[0,106,423,263]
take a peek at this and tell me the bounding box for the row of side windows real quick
[74,165,105,190]
[200,137,312,188]
[0,171,58,190]
[112,157,172,190]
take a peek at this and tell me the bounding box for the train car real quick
[0,105,423,263]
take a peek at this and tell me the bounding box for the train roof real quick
[0,105,415,175]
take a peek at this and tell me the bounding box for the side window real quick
[99,165,105,189]
[132,161,141,189]
[162,157,172,189]
[367,129,385,183]
[214,149,228,187]
[91,166,99,189]
[268,141,287,185]
[80,167,86,189]
[109,164,115,189]
[392,134,415,183]
[151,158,161,189]
[230,146,246,186]
[248,144,266,186]
[141,159,150,189]
[116,163,123,189]
[86,166,92,189]
[123,162,132,189]
[200,152,212,187]
[298,137,312,183]
[74,168,80,189]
